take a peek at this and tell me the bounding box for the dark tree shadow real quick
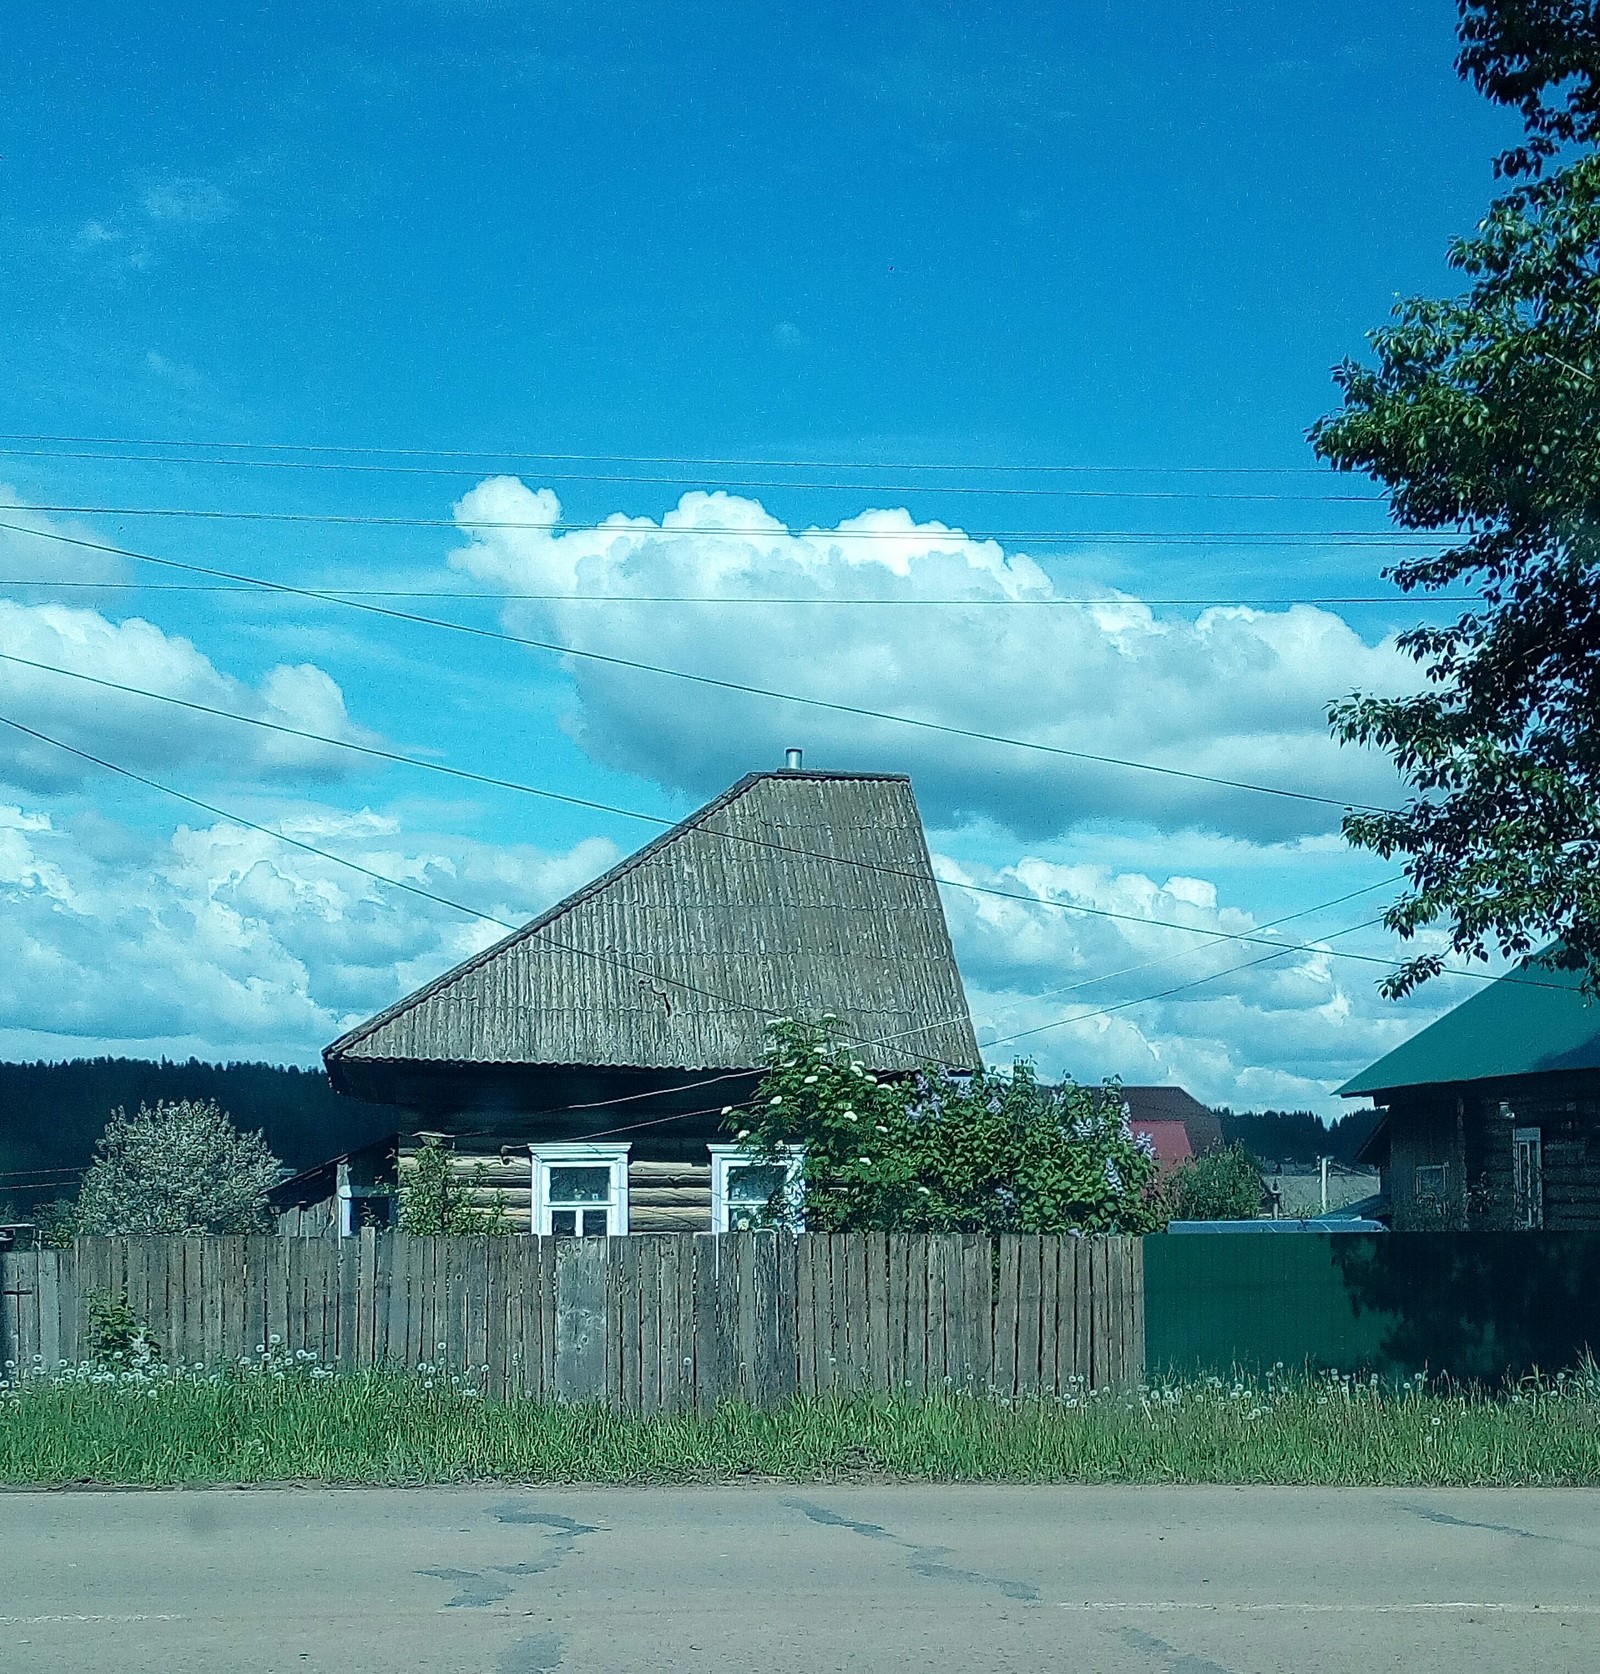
[1331,1232,1600,1385]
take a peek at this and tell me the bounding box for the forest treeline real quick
[0,1059,397,1212]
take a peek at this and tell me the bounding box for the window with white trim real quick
[709,1144,804,1232]
[531,1144,630,1237]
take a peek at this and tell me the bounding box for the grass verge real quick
[4,1356,1600,1487]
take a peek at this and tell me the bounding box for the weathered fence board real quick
[0,1232,1144,1404]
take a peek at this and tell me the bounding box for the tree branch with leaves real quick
[1312,4,1600,995]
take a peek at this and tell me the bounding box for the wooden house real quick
[1341,955,1600,1230]
[272,763,979,1237]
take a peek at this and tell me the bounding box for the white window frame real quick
[708,1144,805,1233]
[530,1143,631,1237]
[1512,1125,1544,1231]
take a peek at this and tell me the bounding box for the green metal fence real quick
[1143,1231,1600,1384]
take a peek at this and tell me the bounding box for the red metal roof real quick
[1131,1116,1194,1175]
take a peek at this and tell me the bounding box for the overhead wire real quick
[0,579,1479,606]
[0,502,1447,543]
[0,445,1390,502]
[0,715,816,1055]
[0,521,1387,815]
[0,430,1367,475]
[0,647,1559,993]
[0,709,1435,1149]
[980,913,1392,1054]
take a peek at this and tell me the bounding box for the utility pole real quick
[1320,1154,1330,1215]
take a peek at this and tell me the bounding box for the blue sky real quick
[0,3,1526,1112]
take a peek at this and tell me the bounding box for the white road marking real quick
[0,1614,189,1625]
[1057,1602,1600,1614]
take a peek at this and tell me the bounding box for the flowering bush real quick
[731,1019,1165,1234]
[74,1100,282,1235]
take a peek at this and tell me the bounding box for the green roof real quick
[1340,955,1600,1098]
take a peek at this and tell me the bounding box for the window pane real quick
[728,1164,788,1203]
[581,1208,608,1237]
[551,1209,577,1237]
[547,1166,612,1204]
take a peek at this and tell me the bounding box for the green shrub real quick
[734,1019,1164,1234]
[1165,1143,1266,1221]
[398,1137,511,1234]
[83,1290,161,1370]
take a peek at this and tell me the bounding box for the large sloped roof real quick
[325,770,978,1076]
[1339,953,1600,1098]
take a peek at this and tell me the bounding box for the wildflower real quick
[918,1186,931,1195]
[803,1075,818,1085]
[875,1124,888,1133]
[737,1128,750,1140]
[859,1156,872,1165]
[721,1105,734,1115]
[769,1096,783,1106]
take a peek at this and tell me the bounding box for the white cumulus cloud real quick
[0,798,620,1062]
[449,478,1415,842]
[0,596,375,791]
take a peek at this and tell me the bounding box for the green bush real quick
[733,1019,1164,1234]
[83,1290,161,1370]
[398,1137,511,1234]
[1165,1143,1265,1221]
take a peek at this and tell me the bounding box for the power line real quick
[0,430,1359,476]
[0,715,807,1048]
[0,445,1388,502]
[0,708,1495,1145]
[0,643,1384,957]
[981,914,1391,1054]
[0,522,1386,815]
[0,644,1561,993]
[0,579,1480,607]
[816,876,1403,1064]
[0,503,1447,544]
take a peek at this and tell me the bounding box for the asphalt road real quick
[3,1485,1598,1673]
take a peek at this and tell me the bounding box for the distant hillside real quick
[1216,1106,1382,1167]
[0,1059,398,1213]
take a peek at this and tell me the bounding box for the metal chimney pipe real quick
[785,747,803,770]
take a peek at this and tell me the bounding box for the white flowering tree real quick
[732,1019,1165,1234]
[74,1100,283,1236]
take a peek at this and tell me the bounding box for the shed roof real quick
[325,770,978,1077]
[1339,954,1600,1098]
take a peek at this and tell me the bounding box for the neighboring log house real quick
[271,762,978,1237]
[1341,953,1600,1231]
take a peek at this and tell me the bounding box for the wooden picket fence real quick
[0,1231,1143,1407]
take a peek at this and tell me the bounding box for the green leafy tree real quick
[1164,1144,1266,1222]
[74,1100,283,1235]
[1311,4,1600,994]
[731,1020,1165,1235]
[397,1136,511,1234]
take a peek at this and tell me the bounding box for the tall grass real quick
[4,1351,1599,1487]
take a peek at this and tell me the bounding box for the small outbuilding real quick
[1340,954,1600,1230]
[274,763,978,1237]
